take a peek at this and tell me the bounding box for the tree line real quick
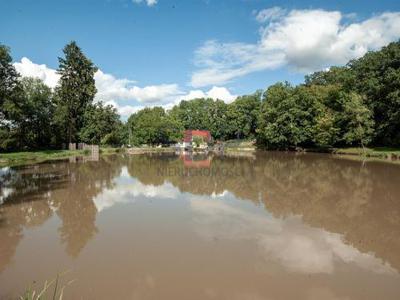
[128,41,400,149]
[1,40,400,151]
[0,41,124,151]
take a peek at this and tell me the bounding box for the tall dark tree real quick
[55,41,97,144]
[0,44,24,151]
[0,45,21,113]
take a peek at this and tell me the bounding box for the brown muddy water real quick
[0,152,400,299]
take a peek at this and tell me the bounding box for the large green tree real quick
[350,41,400,146]
[18,77,55,149]
[79,102,123,145]
[1,77,55,151]
[206,99,231,140]
[334,91,375,148]
[170,98,234,140]
[257,83,324,149]
[55,41,97,144]
[127,107,182,146]
[170,98,213,131]
[228,91,261,139]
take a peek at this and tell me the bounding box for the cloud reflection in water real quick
[190,196,397,275]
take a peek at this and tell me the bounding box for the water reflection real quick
[0,155,125,269]
[123,152,400,272]
[1,152,400,299]
[180,152,212,168]
[191,197,395,275]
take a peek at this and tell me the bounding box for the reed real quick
[20,272,75,300]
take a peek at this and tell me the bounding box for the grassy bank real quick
[127,147,175,154]
[0,149,86,167]
[332,147,400,162]
[100,147,125,155]
[222,140,400,162]
[0,147,125,167]
[222,140,256,152]
[331,147,400,159]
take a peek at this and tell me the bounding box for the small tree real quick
[192,136,204,147]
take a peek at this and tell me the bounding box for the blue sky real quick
[1,0,400,117]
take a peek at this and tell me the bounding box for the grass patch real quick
[223,139,256,150]
[99,147,126,154]
[127,147,175,154]
[333,147,400,159]
[370,147,400,153]
[0,147,127,167]
[0,150,85,167]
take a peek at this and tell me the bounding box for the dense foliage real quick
[1,40,400,151]
[257,83,375,149]
[80,102,124,146]
[127,107,182,146]
[0,42,124,151]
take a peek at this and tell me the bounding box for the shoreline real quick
[1,146,400,168]
[0,147,122,168]
[126,147,176,155]
[303,147,400,161]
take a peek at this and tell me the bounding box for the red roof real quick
[180,153,211,168]
[183,130,212,143]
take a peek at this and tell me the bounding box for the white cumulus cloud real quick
[191,9,400,87]
[180,86,237,103]
[14,57,60,88]
[103,100,145,117]
[13,57,237,117]
[13,57,182,104]
[94,70,182,103]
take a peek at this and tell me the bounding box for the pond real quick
[0,152,400,299]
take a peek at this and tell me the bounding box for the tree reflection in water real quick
[0,155,125,269]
